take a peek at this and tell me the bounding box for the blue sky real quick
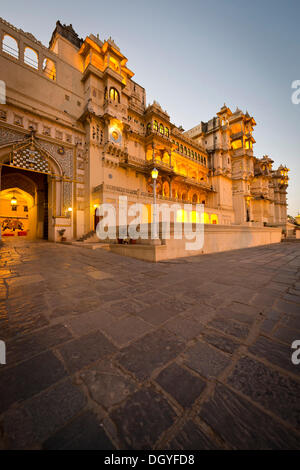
[2,0,300,215]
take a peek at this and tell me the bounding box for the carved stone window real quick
[109,87,120,103]
[0,110,7,121]
[14,114,23,126]
[55,130,63,140]
[2,34,19,59]
[43,126,51,136]
[24,46,38,69]
[42,58,56,81]
[28,121,37,131]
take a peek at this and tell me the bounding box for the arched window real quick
[24,47,38,69]
[184,146,187,155]
[188,149,190,157]
[153,120,158,131]
[176,142,179,151]
[2,34,19,59]
[180,144,183,153]
[42,58,56,80]
[109,87,120,102]
[165,127,169,137]
[204,157,206,166]
[147,122,152,132]
[159,124,164,135]
[211,214,218,224]
[191,151,194,159]
[201,155,203,163]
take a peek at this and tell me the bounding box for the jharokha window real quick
[159,124,164,135]
[147,122,151,132]
[109,87,120,102]
[165,127,169,137]
[42,58,56,80]
[2,34,19,59]
[24,46,38,69]
[153,120,158,131]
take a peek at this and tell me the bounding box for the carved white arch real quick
[0,134,65,216]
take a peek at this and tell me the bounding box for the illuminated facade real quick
[0,18,289,241]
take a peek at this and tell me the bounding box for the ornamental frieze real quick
[38,139,73,178]
[0,127,25,145]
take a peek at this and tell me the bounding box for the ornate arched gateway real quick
[0,131,75,241]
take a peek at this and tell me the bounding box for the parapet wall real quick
[109,224,282,262]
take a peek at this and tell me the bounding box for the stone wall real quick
[109,224,282,262]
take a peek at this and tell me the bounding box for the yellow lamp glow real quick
[151,168,158,180]
[200,212,210,224]
[190,211,200,223]
[67,207,72,212]
[11,195,17,205]
[93,204,98,209]
[210,214,219,225]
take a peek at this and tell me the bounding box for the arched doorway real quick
[0,132,66,241]
[0,187,34,238]
[192,193,198,204]
[0,165,49,240]
[94,207,100,231]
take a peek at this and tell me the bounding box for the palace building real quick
[0,18,289,245]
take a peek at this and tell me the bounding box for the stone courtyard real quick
[0,240,299,450]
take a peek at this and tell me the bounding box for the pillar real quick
[152,143,155,162]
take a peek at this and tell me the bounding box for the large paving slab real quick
[0,239,299,449]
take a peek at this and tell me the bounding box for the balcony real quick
[231,147,253,158]
[103,99,127,117]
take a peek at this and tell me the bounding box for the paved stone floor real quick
[0,240,299,450]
